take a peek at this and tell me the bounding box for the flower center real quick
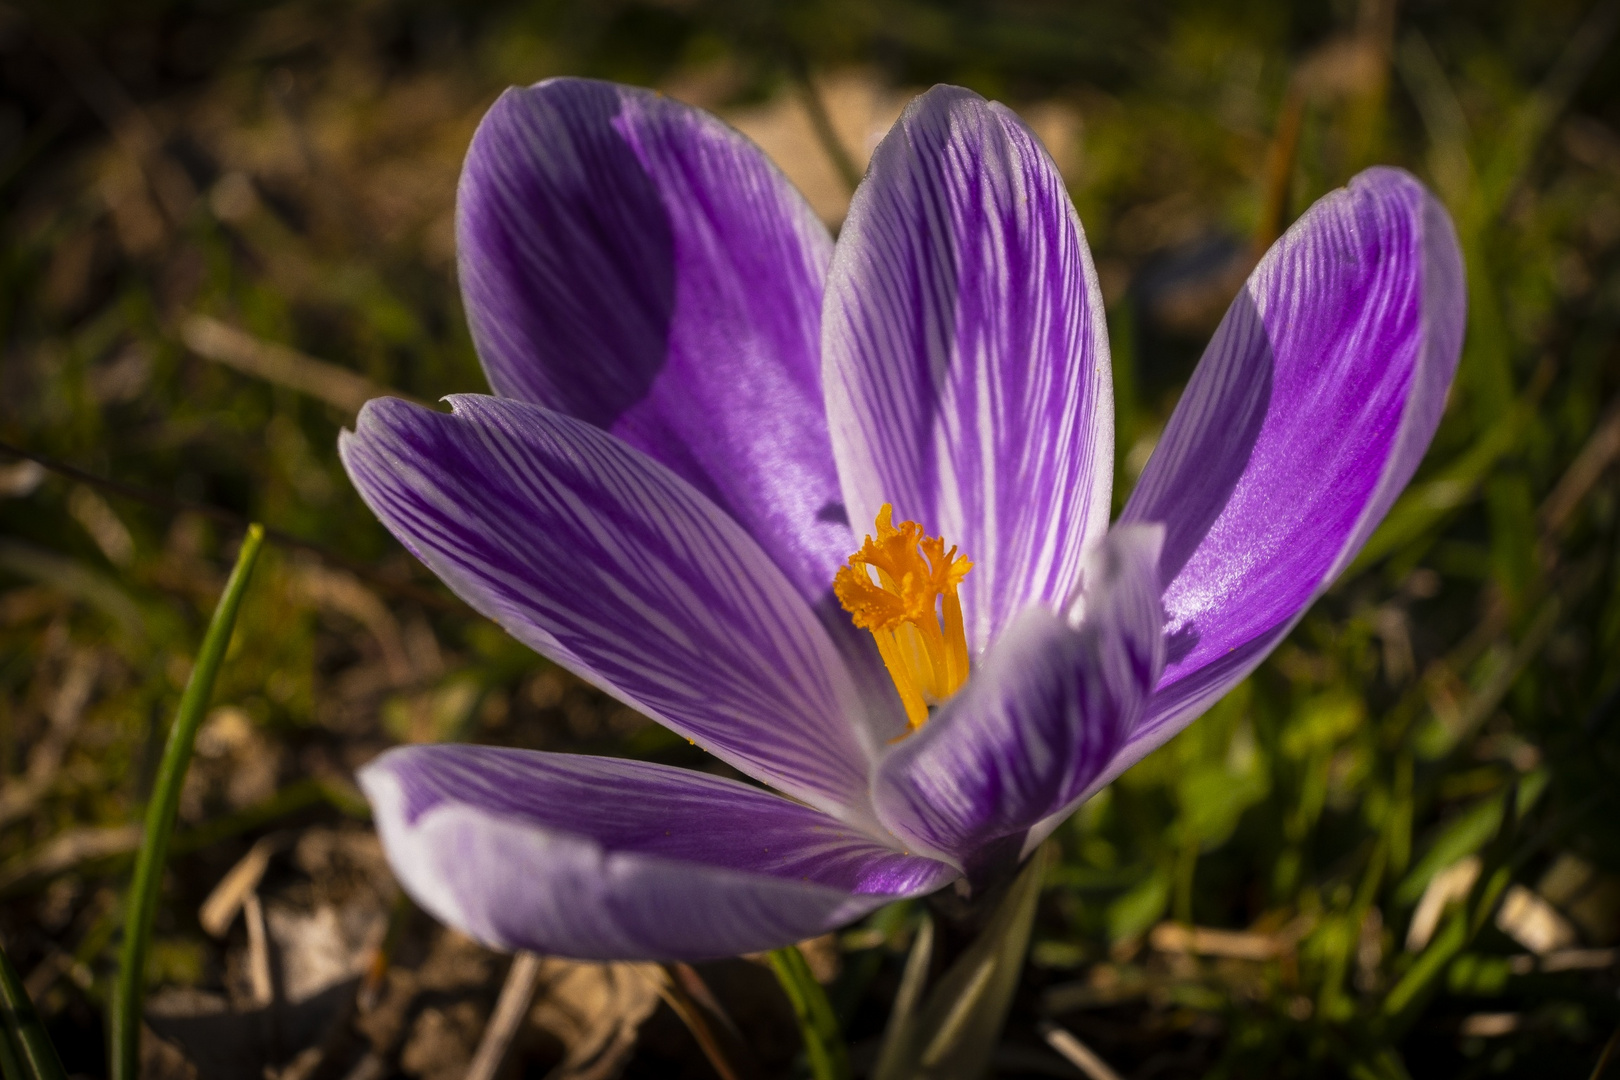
[833,504,973,730]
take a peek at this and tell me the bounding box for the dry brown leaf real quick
[530,959,663,1080]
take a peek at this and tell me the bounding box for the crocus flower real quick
[340,79,1464,961]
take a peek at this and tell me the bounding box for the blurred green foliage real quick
[1,0,1618,1077]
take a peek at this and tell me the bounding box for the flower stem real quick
[110,525,265,1080]
[767,944,849,1080]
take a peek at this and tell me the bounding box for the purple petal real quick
[1117,166,1465,768]
[823,85,1113,654]
[362,746,955,961]
[340,395,882,819]
[872,526,1164,862]
[457,78,850,613]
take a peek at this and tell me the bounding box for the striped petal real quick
[1112,166,1466,778]
[363,745,955,961]
[873,526,1164,864]
[340,395,879,819]
[457,78,849,612]
[823,84,1113,654]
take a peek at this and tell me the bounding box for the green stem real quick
[0,939,67,1080]
[767,944,850,1080]
[110,526,265,1080]
[1383,908,1466,1019]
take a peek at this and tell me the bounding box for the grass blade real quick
[871,912,934,1080]
[767,944,849,1080]
[110,524,265,1080]
[0,939,67,1080]
[875,844,1051,1080]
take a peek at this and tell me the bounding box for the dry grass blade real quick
[1253,82,1306,251]
[1539,395,1620,540]
[0,651,98,829]
[1149,921,1286,962]
[524,960,661,1079]
[670,962,746,1045]
[464,952,545,1080]
[0,541,145,640]
[892,914,934,1021]
[1038,1021,1123,1080]
[1541,949,1620,973]
[243,892,276,1007]
[1589,1023,1620,1080]
[181,315,411,414]
[290,566,414,686]
[651,965,746,1080]
[0,825,142,895]
[198,835,282,938]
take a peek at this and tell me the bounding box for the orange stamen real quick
[834,505,972,730]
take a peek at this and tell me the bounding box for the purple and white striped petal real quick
[1113,166,1465,778]
[458,78,849,611]
[362,745,955,961]
[340,395,879,819]
[823,85,1113,654]
[872,526,1164,863]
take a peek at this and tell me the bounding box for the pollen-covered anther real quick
[834,505,972,730]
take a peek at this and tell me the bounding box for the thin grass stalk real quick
[871,911,933,1077]
[0,939,67,1080]
[651,966,743,1080]
[110,524,265,1080]
[1589,1023,1620,1080]
[767,944,849,1080]
[0,1018,20,1080]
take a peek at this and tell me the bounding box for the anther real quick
[833,505,972,730]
